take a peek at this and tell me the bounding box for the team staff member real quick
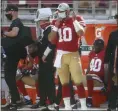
[2,4,27,111]
[33,8,56,110]
[104,14,118,110]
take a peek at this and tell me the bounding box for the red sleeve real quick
[76,15,86,27]
[51,19,56,26]
[34,56,39,64]
[18,59,25,69]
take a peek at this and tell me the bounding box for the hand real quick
[42,55,47,63]
[101,86,107,94]
[2,31,7,38]
[55,18,62,28]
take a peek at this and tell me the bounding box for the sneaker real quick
[48,103,57,110]
[54,105,59,111]
[30,102,40,109]
[110,108,116,111]
[71,103,77,109]
[70,97,76,105]
[76,100,81,108]
[72,100,81,109]
[39,105,48,111]
[86,98,93,107]
[24,98,33,105]
[1,103,17,111]
[17,102,25,109]
[65,106,72,110]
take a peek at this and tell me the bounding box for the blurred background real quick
[1,0,118,25]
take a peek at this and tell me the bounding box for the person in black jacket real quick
[31,8,56,110]
[104,14,118,111]
[1,4,27,111]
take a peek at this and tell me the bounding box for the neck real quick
[12,15,18,21]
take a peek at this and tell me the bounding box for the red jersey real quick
[52,16,85,52]
[33,56,39,65]
[89,49,105,76]
[18,59,28,69]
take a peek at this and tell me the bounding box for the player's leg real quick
[69,52,87,110]
[69,78,76,105]
[16,80,32,105]
[86,75,94,107]
[55,76,62,110]
[35,82,40,102]
[57,54,72,110]
[30,82,40,109]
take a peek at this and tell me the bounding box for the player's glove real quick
[31,68,37,75]
[101,85,107,94]
[21,69,30,76]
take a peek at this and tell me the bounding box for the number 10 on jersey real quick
[58,27,72,42]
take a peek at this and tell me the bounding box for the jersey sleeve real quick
[51,19,56,26]
[18,59,25,69]
[76,15,86,27]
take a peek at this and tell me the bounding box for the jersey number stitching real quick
[90,58,102,72]
[58,27,72,42]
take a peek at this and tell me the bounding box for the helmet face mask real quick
[57,10,67,19]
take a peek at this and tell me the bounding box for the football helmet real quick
[57,3,70,19]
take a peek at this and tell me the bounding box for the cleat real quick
[30,102,40,109]
[24,99,33,105]
[1,103,17,111]
[86,98,93,107]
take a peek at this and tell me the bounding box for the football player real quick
[16,49,40,106]
[86,39,106,107]
[16,58,33,105]
[49,3,87,110]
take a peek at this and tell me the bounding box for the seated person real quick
[86,39,106,107]
[16,52,40,105]
[27,43,41,108]
[16,58,34,105]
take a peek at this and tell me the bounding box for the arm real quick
[4,27,19,37]
[73,20,85,37]
[42,42,56,62]
[86,58,91,75]
[86,51,92,75]
[48,27,58,42]
[48,19,61,42]
[72,14,85,37]
[104,33,113,64]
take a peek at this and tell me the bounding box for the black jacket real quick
[37,26,56,63]
[104,29,118,72]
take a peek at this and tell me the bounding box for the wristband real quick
[44,47,52,57]
[73,20,84,33]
